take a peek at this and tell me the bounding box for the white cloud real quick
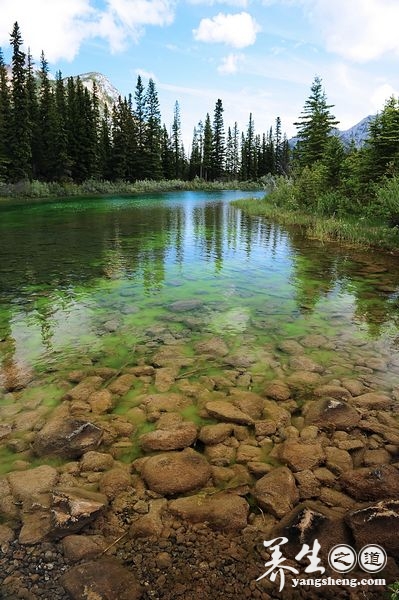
[0,0,176,62]
[267,0,399,62]
[193,12,260,48]
[0,0,95,62]
[135,68,158,81]
[371,83,399,112]
[189,0,249,6]
[218,52,244,74]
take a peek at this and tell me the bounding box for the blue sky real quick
[1,0,399,148]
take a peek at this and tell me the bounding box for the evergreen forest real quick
[0,22,289,186]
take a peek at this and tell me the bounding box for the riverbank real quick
[233,197,399,252]
[0,177,266,203]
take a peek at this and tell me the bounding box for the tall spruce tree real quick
[54,71,70,180]
[202,113,213,181]
[134,75,146,179]
[294,76,338,168]
[212,98,225,179]
[38,51,57,180]
[0,48,11,179]
[144,78,162,179]
[171,101,184,178]
[9,22,31,181]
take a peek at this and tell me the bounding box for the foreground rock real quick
[33,417,103,458]
[346,500,399,554]
[60,557,142,600]
[254,466,299,518]
[50,488,107,538]
[139,422,197,452]
[303,398,361,431]
[141,449,211,495]
[205,400,254,425]
[169,492,249,531]
[340,465,399,501]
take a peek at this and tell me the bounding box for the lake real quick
[1,189,399,471]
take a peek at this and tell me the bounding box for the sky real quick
[1,0,399,149]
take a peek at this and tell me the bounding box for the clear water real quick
[1,190,399,468]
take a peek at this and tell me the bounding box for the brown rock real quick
[319,487,356,509]
[130,498,166,538]
[33,418,103,459]
[142,393,190,420]
[195,337,229,357]
[99,469,132,500]
[340,465,399,501]
[230,390,264,419]
[300,334,328,348]
[204,443,236,466]
[289,355,324,373]
[278,340,303,355]
[278,440,325,472]
[0,523,15,544]
[80,451,114,472]
[107,374,136,396]
[8,465,58,507]
[169,492,249,531]
[341,378,365,396]
[346,500,399,554]
[62,534,107,561]
[139,422,197,452]
[19,509,52,544]
[236,444,263,464]
[287,371,322,389]
[65,376,104,401]
[363,448,391,466]
[325,446,353,474]
[263,380,291,401]
[205,400,254,425]
[50,488,107,538]
[60,558,141,600]
[313,385,351,400]
[262,400,291,428]
[255,420,277,437]
[294,470,321,500]
[141,449,211,496]
[88,389,114,414]
[350,392,393,410]
[303,398,361,431]
[198,423,233,445]
[254,466,299,518]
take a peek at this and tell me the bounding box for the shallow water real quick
[1,190,399,470]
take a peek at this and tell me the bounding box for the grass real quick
[0,177,266,202]
[233,197,399,252]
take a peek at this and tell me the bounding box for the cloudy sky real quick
[1,0,398,148]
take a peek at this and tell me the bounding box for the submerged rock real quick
[278,440,325,472]
[60,558,142,600]
[169,492,249,531]
[50,488,107,538]
[254,466,299,518]
[205,400,254,425]
[139,422,197,452]
[303,398,361,431]
[141,449,211,496]
[346,500,399,554]
[33,418,103,459]
[340,465,399,501]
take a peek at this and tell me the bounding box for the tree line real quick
[0,22,289,185]
[281,75,399,223]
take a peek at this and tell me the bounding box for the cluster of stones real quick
[0,329,399,598]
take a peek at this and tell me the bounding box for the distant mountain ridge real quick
[289,114,375,149]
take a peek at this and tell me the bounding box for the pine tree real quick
[26,50,40,178]
[364,97,399,180]
[9,22,32,181]
[274,116,283,174]
[37,51,57,180]
[212,99,225,179]
[161,124,174,179]
[0,48,11,180]
[241,113,256,179]
[134,75,146,180]
[144,78,162,179]
[98,103,112,180]
[202,113,213,181]
[54,71,70,180]
[294,76,339,168]
[189,124,202,179]
[171,100,184,178]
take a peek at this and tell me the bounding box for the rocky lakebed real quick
[1,314,399,600]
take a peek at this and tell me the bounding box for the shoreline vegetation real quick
[233,176,399,253]
[0,177,266,203]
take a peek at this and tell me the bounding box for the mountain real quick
[289,115,375,150]
[338,115,374,148]
[69,71,121,113]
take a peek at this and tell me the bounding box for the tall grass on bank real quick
[233,196,399,252]
[0,177,266,201]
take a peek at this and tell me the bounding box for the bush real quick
[371,176,399,224]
